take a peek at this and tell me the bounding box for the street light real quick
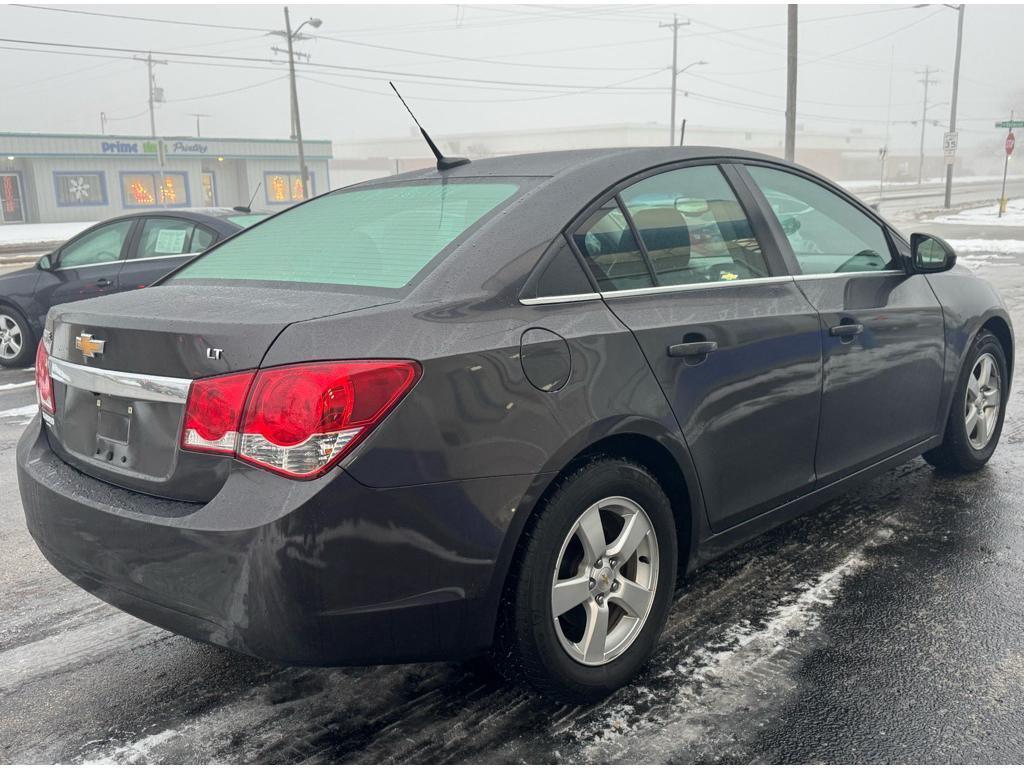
[669,60,708,146]
[272,9,322,201]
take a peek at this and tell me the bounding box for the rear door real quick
[43,218,135,308]
[118,216,219,290]
[572,162,823,531]
[740,163,945,484]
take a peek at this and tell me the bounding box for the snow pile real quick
[929,198,1024,227]
[0,221,96,249]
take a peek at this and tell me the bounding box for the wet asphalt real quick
[1,204,1023,763]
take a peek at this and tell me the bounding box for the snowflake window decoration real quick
[68,177,91,201]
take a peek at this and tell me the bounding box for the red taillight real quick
[180,360,420,479]
[180,370,255,454]
[35,341,54,415]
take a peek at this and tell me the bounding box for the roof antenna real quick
[389,81,470,172]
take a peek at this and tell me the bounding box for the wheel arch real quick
[479,421,706,651]
[981,313,1014,381]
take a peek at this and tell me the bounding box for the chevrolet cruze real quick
[17,148,1013,701]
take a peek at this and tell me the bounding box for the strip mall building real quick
[0,132,333,224]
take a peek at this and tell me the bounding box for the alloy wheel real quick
[550,496,659,666]
[965,352,1001,450]
[0,314,22,362]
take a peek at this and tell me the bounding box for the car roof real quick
[382,146,787,184]
[107,207,270,232]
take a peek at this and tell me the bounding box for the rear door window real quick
[620,165,770,286]
[572,200,653,291]
[133,217,199,260]
[171,181,524,289]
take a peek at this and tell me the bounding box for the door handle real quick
[667,340,718,357]
[95,278,113,288]
[829,322,864,337]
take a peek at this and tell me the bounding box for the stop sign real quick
[1008,132,1016,156]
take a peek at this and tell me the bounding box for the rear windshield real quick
[170,180,523,289]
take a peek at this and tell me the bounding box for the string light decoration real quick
[270,175,288,202]
[292,177,305,201]
[2,176,15,214]
[129,181,154,205]
[159,175,177,204]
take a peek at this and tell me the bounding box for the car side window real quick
[746,165,895,275]
[133,217,198,260]
[572,200,653,291]
[620,165,769,286]
[191,226,217,252]
[58,219,133,269]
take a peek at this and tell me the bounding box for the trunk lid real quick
[44,284,395,501]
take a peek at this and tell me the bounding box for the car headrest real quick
[632,207,690,266]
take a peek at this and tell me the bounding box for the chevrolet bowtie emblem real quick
[75,333,106,359]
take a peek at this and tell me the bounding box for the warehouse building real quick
[0,132,333,224]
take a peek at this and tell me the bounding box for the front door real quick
[0,174,25,223]
[44,219,135,310]
[572,163,823,531]
[742,164,945,484]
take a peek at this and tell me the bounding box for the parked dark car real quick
[0,208,268,367]
[17,148,1013,702]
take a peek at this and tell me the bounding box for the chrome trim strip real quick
[49,358,192,404]
[519,292,602,306]
[55,253,200,272]
[600,275,795,299]
[124,252,200,265]
[792,269,905,281]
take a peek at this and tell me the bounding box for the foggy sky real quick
[1,3,1021,154]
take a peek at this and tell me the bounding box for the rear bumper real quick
[17,418,542,665]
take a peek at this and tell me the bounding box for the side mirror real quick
[37,253,53,270]
[910,233,956,273]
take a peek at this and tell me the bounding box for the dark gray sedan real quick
[16,148,1013,702]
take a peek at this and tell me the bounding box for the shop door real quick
[0,174,26,223]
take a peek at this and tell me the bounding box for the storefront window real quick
[121,172,189,208]
[264,172,314,205]
[54,172,108,207]
[201,172,216,207]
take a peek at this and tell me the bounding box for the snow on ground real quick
[0,221,96,249]
[928,198,1024,227]
[946,238,1024,270]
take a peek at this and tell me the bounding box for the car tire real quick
[924,329,1008,473]
[0,305,34,369]
[492,457,677,702]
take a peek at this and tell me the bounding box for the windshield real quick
[171,180,524,289]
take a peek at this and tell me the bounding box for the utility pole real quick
[784,5,798,162]
[660,14,690,147]
[100,112,107,136]
[943,4,965,208]
[135,51,169,207]
[188,113,212,138]
[916,66,940,185]
[878,46,894,206]
[273,8,321,200]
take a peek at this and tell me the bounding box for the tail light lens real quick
[180,371,255,454]
[35,340,54,415]
[181,360,421,479]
